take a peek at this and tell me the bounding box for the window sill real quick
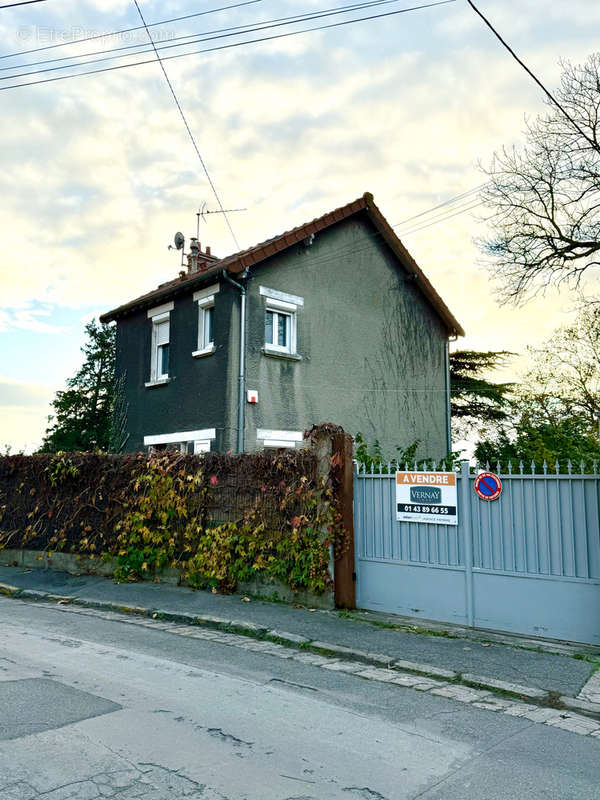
[192,345,216,358]
[262,347,302,361]
[145,378,170,388]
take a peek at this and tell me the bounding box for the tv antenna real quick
[196,201,247,239]
[168,231,186,267]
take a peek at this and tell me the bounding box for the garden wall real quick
[0,444,346,605]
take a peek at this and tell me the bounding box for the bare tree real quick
[519,304,600,427]
[480,53,600,304]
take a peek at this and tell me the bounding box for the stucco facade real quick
[102,194,462,459]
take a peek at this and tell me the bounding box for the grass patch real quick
[573,653,600,673]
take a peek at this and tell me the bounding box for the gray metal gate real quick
[354,461,600,644]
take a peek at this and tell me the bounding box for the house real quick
[100,192,464,456]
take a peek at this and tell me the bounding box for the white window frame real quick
[193,440,211,454]
[146,302,173,385]
[144,428,216,453]
[260,294,304,355]
[193,284,219,357]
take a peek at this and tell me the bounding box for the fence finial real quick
[530,460,536,475]
[507,460,513,475]
[594,461,598,476]
[567,459,572,475]
[543,459,548,475]
[555,460,560,475]
[580,459,585,475]
[519,460,524,475]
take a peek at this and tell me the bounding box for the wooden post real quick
[332,433,356,609]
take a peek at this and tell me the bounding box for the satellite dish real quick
[174,231,185,250]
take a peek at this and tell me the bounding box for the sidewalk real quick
[1,564,598,707]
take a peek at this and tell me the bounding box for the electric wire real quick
[0,0,457,90]
[0,0,403,74]
[131,0,239,250]
[0,0,46,7]
[392,183,485,227]
[466,0,598,152]
[398,199,484,235]
[0,0,415,80]
[0,0,265,60]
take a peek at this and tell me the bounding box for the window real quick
[265,307,291,352]
[260,287,303,358]
[144,428,216,452]
[146,302,173,386]
[155,319,170,378]
[198,302,214,350]
[193,283,219,357]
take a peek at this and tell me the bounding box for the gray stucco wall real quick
[114,213,451,459]
[242,214,449,460]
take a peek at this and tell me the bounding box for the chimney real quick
[188,238,200,273]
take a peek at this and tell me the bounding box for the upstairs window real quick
[260,287,303,358]
[193,283,219,357]
[265,307,291,352]
[199,302,214,350]
[146,302,173,385]
[154,318,170,379]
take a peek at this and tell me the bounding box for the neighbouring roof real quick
[100,192,464,336]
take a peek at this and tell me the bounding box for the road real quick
[0,596,597,800]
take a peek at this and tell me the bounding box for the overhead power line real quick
[0,0,46,7]
[0,0,264,60]
[466,0,598,151]
[0,0,457,90]
[392,183,485,227]
[0,0,410,77]
[398,199,483,235]
[131,0,239,250]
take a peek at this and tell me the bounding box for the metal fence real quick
[354,461,600,644]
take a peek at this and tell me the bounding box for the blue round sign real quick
[474,472,502,501]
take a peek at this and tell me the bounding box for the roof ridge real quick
[100,192,464,336]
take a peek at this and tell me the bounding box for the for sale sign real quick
[396,472,458,525]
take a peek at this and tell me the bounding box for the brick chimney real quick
[187,238,200,273]
[187,239,220,274]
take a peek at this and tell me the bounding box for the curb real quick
[2,582,599,721]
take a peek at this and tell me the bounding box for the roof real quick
[100,192,464,336]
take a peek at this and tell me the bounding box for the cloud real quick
[0,0,598,456]
[0,377,55,453]
[0,307,67,334]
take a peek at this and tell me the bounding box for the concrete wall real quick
[0,549,334,608]
[243,214,449,460]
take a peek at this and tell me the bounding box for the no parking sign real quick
[474,472,502,501]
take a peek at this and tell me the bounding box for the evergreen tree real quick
[40,321,116,452]
[450,350,514,437]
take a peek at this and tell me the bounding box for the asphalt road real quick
[0,597,597,800]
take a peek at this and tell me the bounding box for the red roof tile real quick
[100,192,464,336]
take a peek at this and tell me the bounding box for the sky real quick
[1,0,599,452]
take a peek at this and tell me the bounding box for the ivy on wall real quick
[0,450,345,595]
